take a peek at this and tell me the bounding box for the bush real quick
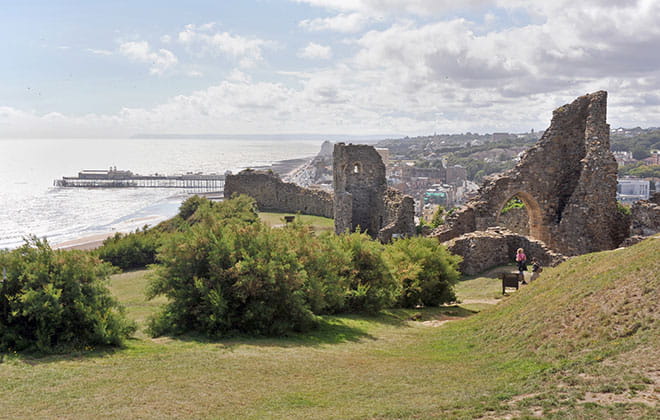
[0,237,136,353]
[148,219,317,337]
[330,231,398,313]
[430,206,445,228]
[146,196,461,337]
[95,195,259,270]
[501,197,525,214]
[96,228,162,270]
[384,237,462,308]
[147,198,403,338]
[287,226,399,315]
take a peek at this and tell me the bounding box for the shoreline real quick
[50,155,314,252]
[54,232,117,251]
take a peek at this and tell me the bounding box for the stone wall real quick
[379,188,416,242]
[333,143,415,240]
[433,91,629,256]
[443,227,566,275]
[630,192,660,236]
[497,206,529,236]
[224,169,333,218]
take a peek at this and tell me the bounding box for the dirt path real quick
[461,298,501,305]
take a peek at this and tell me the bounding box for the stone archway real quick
[433,91,628,256]
[495,191,548,244]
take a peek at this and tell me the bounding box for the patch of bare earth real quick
[419,316,464,327]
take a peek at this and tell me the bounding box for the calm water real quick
[0,138,323,249]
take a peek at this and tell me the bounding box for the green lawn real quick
[259,211,334,233]
[0,238,657,419]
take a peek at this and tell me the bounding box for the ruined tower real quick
[333,143,415,241]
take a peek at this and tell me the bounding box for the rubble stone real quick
[443,227,566,276]
[630,192,660,237]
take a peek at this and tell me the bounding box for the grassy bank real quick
[0,238,657,419]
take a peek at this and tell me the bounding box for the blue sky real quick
[1,0,659,138]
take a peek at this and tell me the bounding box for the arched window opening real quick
[498,196,529,236]
[496,191,547,243]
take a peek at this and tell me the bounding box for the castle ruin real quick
[433,91,629,256]
[333,143,415,241]
[224,170,333,218]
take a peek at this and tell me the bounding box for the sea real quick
[0,138,324,249]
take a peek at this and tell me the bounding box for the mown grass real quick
[0,237,657,419]
[259,211,334,233]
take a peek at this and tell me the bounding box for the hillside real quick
[448,235,659,418]
[0,237,657,419]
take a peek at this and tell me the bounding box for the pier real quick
[54,168,225,190]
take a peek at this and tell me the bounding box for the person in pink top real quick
[515,247,527,277]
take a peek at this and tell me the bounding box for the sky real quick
[1,0,659,138]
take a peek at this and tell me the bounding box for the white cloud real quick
[177,23,273,68]
[119,41,178,75]
[299,13,373,33]
[3,2,660,138]
[86,48,113,56]
[292,0,490,17]
[298,42,332,59]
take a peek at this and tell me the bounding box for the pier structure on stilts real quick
[54,168,225,191]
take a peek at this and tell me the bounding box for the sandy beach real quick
[54,232,117,251]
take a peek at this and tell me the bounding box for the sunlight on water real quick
[0,138,322,248]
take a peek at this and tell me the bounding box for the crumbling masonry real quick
[333,143,416,241]
[433,91,629,256]
[224,170,333,218]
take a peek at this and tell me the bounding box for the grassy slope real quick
[0,238,657,419]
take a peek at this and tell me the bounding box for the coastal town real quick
[286,126,660,224]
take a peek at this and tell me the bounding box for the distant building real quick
[613,151,636,167]
[643,152,660,165]
[491,132,510,142]
[445,165,467,185]
[617,178,651,202]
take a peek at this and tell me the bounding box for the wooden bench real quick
[284,215,295,223]
[501,272,523,294]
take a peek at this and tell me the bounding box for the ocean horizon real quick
[0,137,325,249]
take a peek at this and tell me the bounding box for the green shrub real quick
[147,197,403,338]
[617,202,632,216]
[0,237,135,353]
[430,206,445,228]
[148,219,317,337]
[384,237,462,308]
[278,223,399,315]
[501,197,525,214]
[95,195,258,271]
[96,228,162,270]
[332,231,398,313]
